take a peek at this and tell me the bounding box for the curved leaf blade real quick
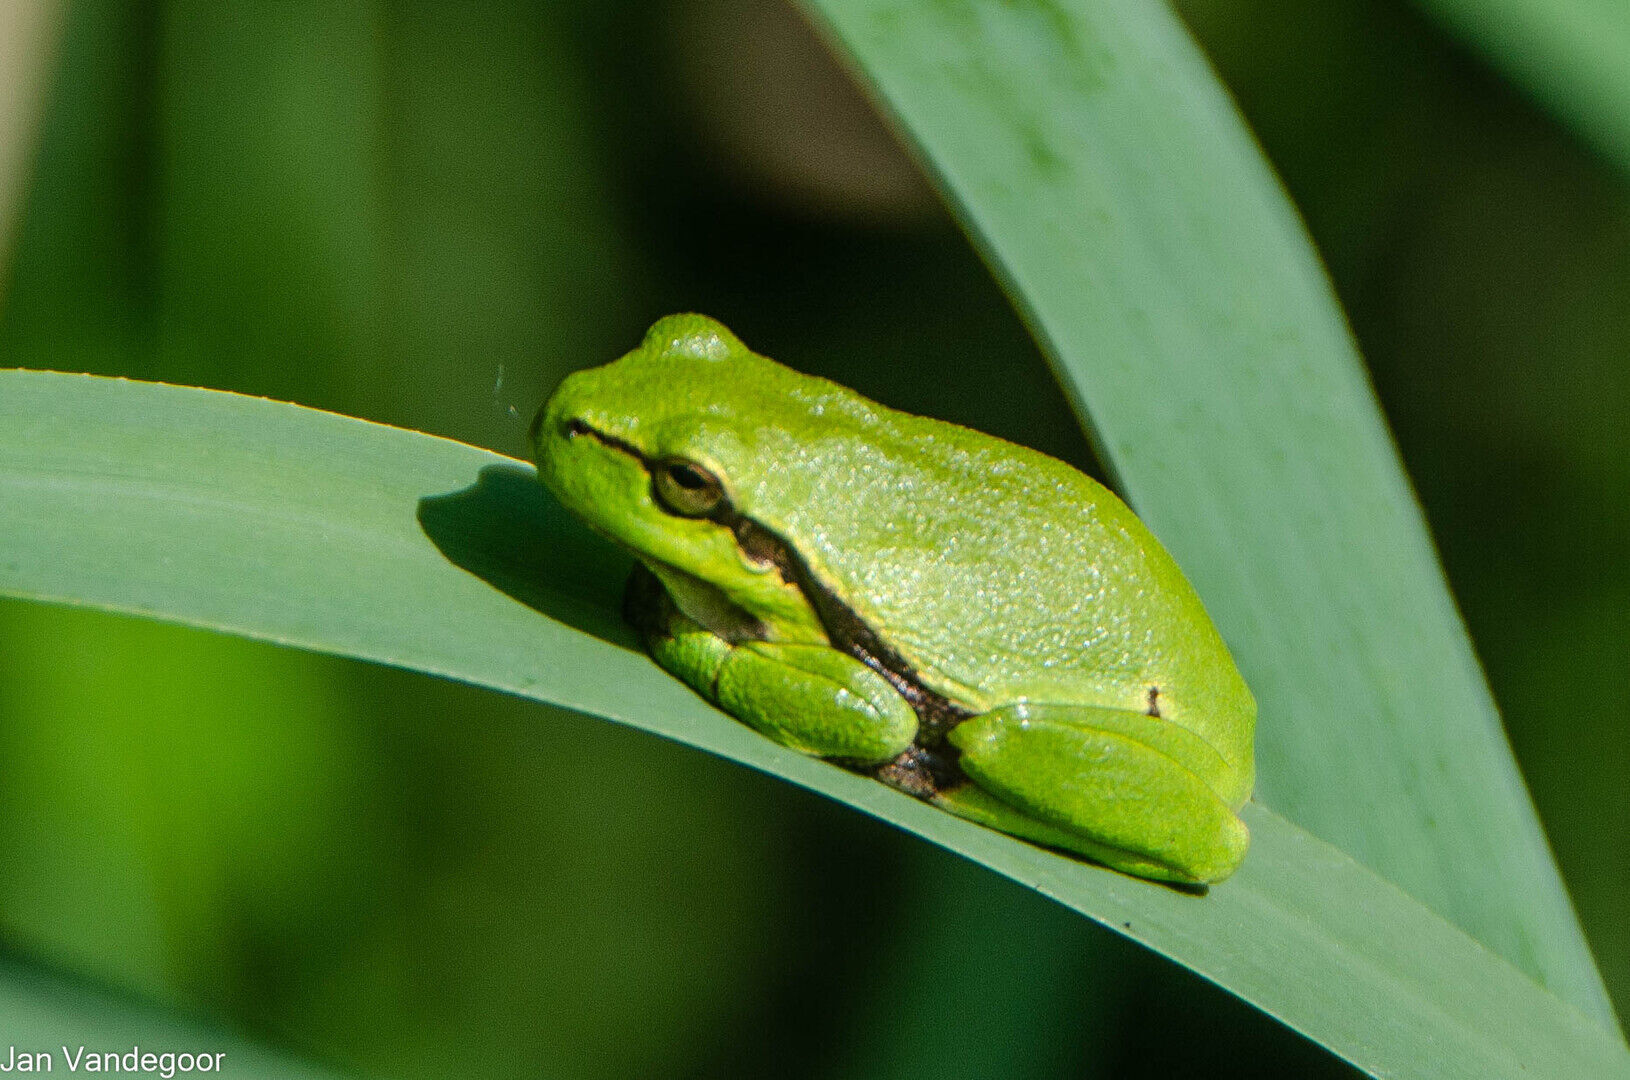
[0,371,1625,1079]
[796,0,1614,1023]
[1414,0,1630,175]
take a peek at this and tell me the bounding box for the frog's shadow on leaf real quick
[418,463,637,647]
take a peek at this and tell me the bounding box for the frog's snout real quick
[527,402,549,455]
[529,392,575,462]
[531,368,596,456]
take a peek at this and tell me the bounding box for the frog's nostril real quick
[566,418,591,438]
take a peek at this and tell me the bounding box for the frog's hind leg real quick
[940,703,1250,884]
[933,784,1202,885]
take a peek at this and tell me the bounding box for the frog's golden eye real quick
[653,458,725,517]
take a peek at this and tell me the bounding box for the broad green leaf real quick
[1413,0,1630,176]
[796,0,1617,1024]
[0,954,348,1078]
[0,371,1626,1079]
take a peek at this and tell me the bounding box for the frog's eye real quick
[653,458,725,517]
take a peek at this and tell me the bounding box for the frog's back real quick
[722,394,1253,765]
[590,317,1251,767]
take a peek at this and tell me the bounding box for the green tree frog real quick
[532,315,1255,884]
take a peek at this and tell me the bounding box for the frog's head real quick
[532,314,844,641]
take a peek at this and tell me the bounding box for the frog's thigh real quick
[944,704,1249,884]
[644,619,917,766]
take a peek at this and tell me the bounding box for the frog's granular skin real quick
[725,509,974,747]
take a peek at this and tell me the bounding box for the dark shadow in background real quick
[417,463,637,649]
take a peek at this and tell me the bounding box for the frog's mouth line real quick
[560,416,643,460]
[566,415,975,796]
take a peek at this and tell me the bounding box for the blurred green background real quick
[0,1,1624,1076]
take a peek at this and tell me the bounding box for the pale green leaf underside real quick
[798,0,1614,1022]
[1,372,1625,1080]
